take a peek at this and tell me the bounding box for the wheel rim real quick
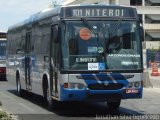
[47,88,49,101]
[17,78,21,93]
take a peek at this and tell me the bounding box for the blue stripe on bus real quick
[81,73,127,81]
[81,73,129,86]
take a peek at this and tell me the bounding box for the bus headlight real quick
[69,83,86,90]
[134,82,140,88]
[127,81,141,88]
[128,82,133,88]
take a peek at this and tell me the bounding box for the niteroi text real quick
[72,8,124,17]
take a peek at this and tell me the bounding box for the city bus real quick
[0,32,7,80]
[7,5,144,110]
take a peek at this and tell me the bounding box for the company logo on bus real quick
[79,28,91,40]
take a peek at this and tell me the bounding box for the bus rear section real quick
[0,32,6,80]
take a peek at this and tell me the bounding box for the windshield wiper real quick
[110,17,123,36]
[81,18,97,36]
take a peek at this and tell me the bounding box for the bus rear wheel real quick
[16,75,23,97]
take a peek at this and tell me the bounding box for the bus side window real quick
[52,25,58,43]
[51,24,59,67]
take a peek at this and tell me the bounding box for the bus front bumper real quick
[59,86,143,101]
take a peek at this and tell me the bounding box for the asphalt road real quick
[0,81,160,120]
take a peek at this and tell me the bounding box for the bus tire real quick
[107,99,121,111]
[43,78,54,111]
[16,74,23,97]
[47,88,54,111]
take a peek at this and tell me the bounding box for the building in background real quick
[62,0,160,67]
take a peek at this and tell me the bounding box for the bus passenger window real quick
[52,25,58,43]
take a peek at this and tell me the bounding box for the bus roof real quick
[8,4,138,31]
[8,7,61,31]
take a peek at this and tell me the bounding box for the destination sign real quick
[72,8,124,17]
[61,6,137,18]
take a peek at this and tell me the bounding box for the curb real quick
[0,104,19,120]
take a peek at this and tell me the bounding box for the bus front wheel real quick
[43,79,54,111]
[107,99,121,110]
[46,88,55,111]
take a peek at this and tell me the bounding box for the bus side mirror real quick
[52,25,58,43]
[140,26,144,42]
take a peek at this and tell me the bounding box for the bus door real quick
[25,32,32,90]
[50,25,58,97]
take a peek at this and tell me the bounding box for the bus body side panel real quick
[16,56,25,90]
[6,32,19,86]
[30,24,51,96]
[32,53,51,96]
[59,73,143,101]
[6,55,17,86]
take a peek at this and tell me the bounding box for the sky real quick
[0,0,64,32]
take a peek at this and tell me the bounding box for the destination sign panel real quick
[61,6,137,18]
[72,8,124,17]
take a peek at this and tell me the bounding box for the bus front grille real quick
[88,83,124,90]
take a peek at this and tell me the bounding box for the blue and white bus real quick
[7,5,144,110]
[0,32,6,80]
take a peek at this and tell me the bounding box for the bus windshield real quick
[61,20,142,71]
